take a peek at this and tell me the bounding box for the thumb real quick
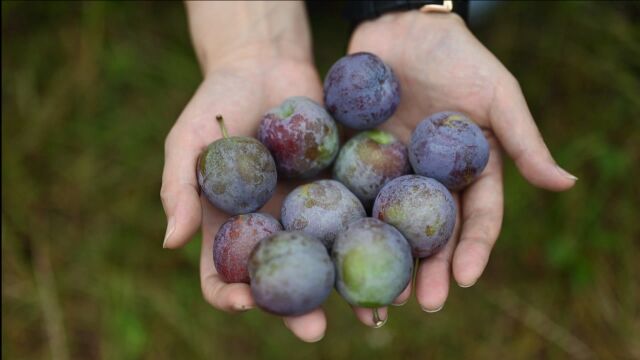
[160,128,203,248]
[490,76,577,191]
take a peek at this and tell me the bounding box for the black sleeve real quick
[344,0,469,27]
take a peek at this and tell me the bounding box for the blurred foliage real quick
[2,1,639,359]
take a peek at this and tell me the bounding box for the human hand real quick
[348,11,577,312]
[160,52,338,341]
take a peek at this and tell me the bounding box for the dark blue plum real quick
[323,52,400,130]
[249,231,335,316]
[409,111,489,190]
[372,175,456,258]
[281,180,366,249]
[198,116,277,215]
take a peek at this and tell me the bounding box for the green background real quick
[2,1,639,359]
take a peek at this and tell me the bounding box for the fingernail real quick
[163,217,175,248]
[307,333,325,343]
[422,304,444,313]
[555,165,578,181]
[372,308,387,328]
[391,299,408,307]
[233,303,253,312]
[458,280,476,288]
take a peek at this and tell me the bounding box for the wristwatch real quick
[344,0,469,26]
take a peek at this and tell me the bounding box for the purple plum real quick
[332,218,413,308]
[198,115,277,215]
[333,130,411,207]
[249,231,335,316]
[258,96,339,179]
[372,175,456,258]
[323,52,400,130]
[213,213,282,283]
[281,180,366,249]
[409,111,490,190]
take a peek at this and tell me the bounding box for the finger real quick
[392,282,412,306]
[283,308,327,343]
[161,124,204,249]
[415,194,461,313]
[353,306,388,328]
[200,197,255,311]
[161,74,260,249]
[452,141,504,287]
[490,75,577,191]
[201,275,255,312]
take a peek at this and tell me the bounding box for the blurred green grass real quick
[2,1,639,359]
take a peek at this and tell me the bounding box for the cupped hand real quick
[161,55,332,342]
[348,12,577,312]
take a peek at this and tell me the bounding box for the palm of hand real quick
[349,13,504,140]
[191,59,323,231]
[347,12,575,310]
[162,58,327,334]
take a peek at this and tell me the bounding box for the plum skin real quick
[258,96,339,179]
[213,213,282,284]
[409,111,490,191]
[197,136,277,215]
[323,52,400,130]
[332,218,413,307]
[248,231,335,316]
[372,175,457,258]
[333,130,410,208]
[281,179,366,249]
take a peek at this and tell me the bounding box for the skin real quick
[161,2,330,342]
[161,4,576,340]
[349,12,576,314]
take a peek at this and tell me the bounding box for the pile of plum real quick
[198,52,489,321]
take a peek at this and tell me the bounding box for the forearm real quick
[185,1,313,74]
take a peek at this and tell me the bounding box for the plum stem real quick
[216,115,229,138]
[372,308,385,328]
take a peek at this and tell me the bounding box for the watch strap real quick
[344,0,469,26]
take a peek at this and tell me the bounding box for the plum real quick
[372,175,456,258]
[213,213,282,284]
[249,231,335,316]
[323,52,400,130]
[281,179,366,249]
[258,96,339,179]
[198,115,277,215]
[409,111,489,190]
[333,130,410,208]
[332,218,413,310]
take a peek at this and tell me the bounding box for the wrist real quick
[186,1,313,75]
[351,9,465,44]
[363,7,465,29]
[345,0,469,28]
[200,40,313,76]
